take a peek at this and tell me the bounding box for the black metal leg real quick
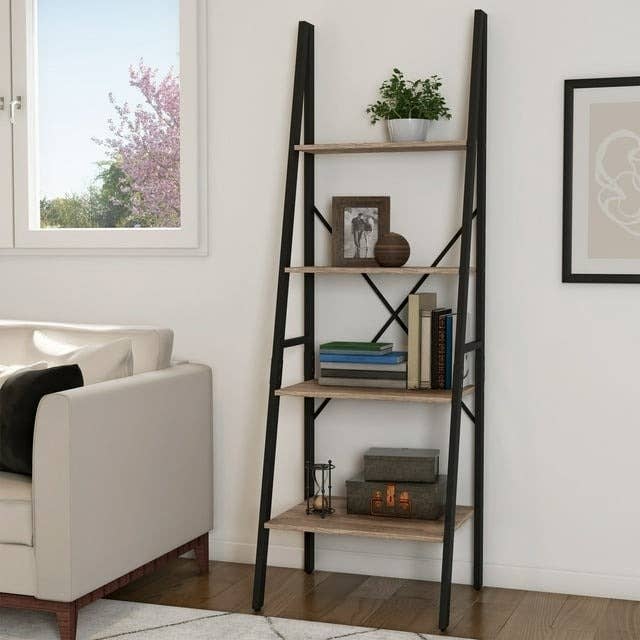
[303,23,316,575]
[252,21,311,612]
[304,398,315,574]
[439,10,485,631]
[303,531,315,574]
[253,395,282,611]
[473,367,485,591]
[473,11,487,592]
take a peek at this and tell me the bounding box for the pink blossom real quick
[97,61,180,227]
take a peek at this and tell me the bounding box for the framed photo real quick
[332,196,390,267]
[563,76,640,283]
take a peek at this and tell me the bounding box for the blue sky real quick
[38,0,179,198]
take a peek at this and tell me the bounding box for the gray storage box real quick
[346,474,446,520]
[364,447,439,483]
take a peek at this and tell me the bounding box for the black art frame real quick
[563,76,640,283]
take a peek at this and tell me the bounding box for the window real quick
[2,0,206,253]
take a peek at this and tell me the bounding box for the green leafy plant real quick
[366,68,452,124]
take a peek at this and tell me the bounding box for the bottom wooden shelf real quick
[265,497,473,543]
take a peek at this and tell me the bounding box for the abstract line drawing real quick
[595,129,640,237]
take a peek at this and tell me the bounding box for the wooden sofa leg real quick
[56,602,78,640]
[194,533,210,574]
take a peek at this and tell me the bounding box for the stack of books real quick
[318,341,407,389]
[407,293,473,390]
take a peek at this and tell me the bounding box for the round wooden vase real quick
[374,232,410,267]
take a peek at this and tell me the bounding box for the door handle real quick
[9,96,22,125]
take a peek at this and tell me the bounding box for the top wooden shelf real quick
[286,266,474,275]
[294,140,467,154]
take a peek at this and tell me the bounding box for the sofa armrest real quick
[32,363,213,602]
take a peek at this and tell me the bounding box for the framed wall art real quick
[331,196,390,267]
[563,76,640,283]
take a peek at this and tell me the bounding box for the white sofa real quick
[0,321,213,640]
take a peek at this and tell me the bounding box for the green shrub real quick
[367,68,452,124]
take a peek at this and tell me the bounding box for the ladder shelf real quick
[252,10,487,633]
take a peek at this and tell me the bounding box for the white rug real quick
[0,599,473,640]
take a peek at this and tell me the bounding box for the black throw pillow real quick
[0,365,83,476]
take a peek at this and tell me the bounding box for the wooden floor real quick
[110,559,640,639]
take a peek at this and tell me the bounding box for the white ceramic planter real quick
[387,118,429,143]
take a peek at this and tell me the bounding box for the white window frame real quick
[0,0,13,248]
[2,0,207,255]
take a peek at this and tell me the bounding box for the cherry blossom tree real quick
[97,61,180,227]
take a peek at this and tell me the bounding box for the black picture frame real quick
[563,76,640,283]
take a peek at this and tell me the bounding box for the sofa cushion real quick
[32,332,133,385]
[0,321,173,374]
[0,365,84,475]
[0,472,32,545]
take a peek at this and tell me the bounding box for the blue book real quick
[320,351,407,364]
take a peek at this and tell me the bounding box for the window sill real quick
[0,245,209,257]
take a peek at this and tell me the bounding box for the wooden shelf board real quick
[266,497,473,543]
[294,140,467,154]
[276,380,474,404]
[286,266,475,275]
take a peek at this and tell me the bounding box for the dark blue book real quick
[430,307,451,390]
[319,351,407,364]
[445,314,454,389]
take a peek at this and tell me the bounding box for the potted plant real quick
[366,68,452,142]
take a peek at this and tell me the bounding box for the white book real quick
[407,293,437,389]
[420,314,431,389]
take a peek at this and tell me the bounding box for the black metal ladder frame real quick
[252,11,487,632]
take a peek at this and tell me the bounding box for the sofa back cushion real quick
[0,321,173,374]
[32,332,134,385]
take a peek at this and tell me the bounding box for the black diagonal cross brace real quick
[313,206,408,332]
[313,208,477,419]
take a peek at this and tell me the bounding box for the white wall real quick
[3,0,640,600]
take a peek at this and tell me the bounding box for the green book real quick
[320,341,392,355]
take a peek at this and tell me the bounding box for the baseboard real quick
[211,536,640,601]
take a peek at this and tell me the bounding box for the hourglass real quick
[305,460,335,518]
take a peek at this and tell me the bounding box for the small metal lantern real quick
[305,460,335,518]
